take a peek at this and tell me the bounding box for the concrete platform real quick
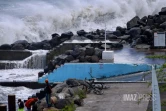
[76,83,151,111]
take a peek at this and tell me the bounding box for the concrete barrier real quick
[0,50,32,60]
[38,63,151,83]
[0,82,46,89]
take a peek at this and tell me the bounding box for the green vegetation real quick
[76,89,86,99]
[146,55,166,110]
[60,102,76,111]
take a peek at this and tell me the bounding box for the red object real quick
[25,98,38,108]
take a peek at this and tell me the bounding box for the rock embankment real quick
[34,79,90,111]
[0,7,166,51]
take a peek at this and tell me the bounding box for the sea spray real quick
[0,0,166,45]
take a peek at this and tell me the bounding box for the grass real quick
[60,102,76,111]
[76,89,86,99]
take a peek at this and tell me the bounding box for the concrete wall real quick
[38,63,151,83]
[0,50,32,60]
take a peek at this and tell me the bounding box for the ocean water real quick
[0,0,166,45]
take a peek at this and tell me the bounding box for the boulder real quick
[52,33,60,39]
[112,30,122,37]
[49,37,60,47]
[85,47,95,56]
[141,16,147,23]
[74,95,83,106]
[107,34,117,40]
[127,27,141,38]
[77,30,87,36]
[12,40,29,48]
[159,7,166,15]
[137,20,146,26]
[53,83,68,93]
[79,56,87,62]
[91,55,99,63]
[12,44,25,50]
[0,44,11,50]
[65,50,73,55]
[127,16,140,29]
[28,42,43,50]
[66,55,74,62]
[111,43,123,49]
[94,48,102,59]
[147,18,154,26]
[85,56,92,62]
[54,99,71,109]
[160,22,166,29]
[143,29,153,38]
[71,50,80,58]
[66,79,80,87]
[85,34,95,40]
[116,26,126,35]
[61,31,73,39]
[43,43,52,50]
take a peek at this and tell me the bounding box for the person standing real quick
[44,79,52,108]
[17,99,24,111]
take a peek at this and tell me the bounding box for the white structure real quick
[154,32,166,47]
[102,20,114,60]
[102,50,114,60]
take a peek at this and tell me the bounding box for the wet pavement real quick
[76,83,151,111]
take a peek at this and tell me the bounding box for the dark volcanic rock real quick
[12,44,25,50]
[61,31,73,39]
[111,43,123,49]
[85,47,95,56]
[91,55,99,63]
[54,99,71,109]
[51,33,60,39]
[0,44,11,50]
[85,34,95,40]
[77,30,87,36]
[79,56,87,62]
[107,34,117,40]
[127,16,140,29]
[112,30,122,37]
[127,27,141,38]
[147,18,154,26]
[85,56,92,62]
[12,40,29,48]
[65,50,73,55]
[94,48,102,59]
[43,43,52,50]
[28,42,43,50]
[116,26,126,35]
[66,55,74,62]
[160,22,166,29]
[49,37,59,47]
[159,7,166,15]
[141,16,147,23]
[71,50,80,58]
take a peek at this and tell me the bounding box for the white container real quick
[102,51,114,60]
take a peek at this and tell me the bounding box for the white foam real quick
[0,68,42,82]
[0,0,166,45]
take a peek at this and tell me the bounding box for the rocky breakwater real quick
[34,79,92,111]
[0,7,166,51]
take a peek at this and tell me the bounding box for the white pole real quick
[104,19,106,51]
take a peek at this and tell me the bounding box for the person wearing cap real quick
[44,79,52,107]
[17,99,24,111]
